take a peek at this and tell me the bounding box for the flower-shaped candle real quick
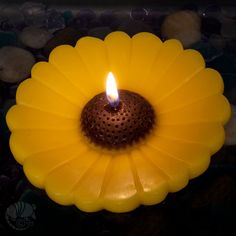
[6,32,230,213]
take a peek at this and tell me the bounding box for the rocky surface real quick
[19,26,53,49]
[0,47,35,83]
[0,2,236,235]
[161,10,201,48]
[225,105,236,145]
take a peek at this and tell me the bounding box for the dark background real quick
[0,1,236,235]
[3,0,236,6]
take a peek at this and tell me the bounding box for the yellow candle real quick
[6,31,230,213]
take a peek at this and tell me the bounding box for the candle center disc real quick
[81,90,155,149]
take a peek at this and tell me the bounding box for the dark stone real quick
[0,47,35,83]
[130,7,149,21]
[181,3,199,12]
[18,188,84,234]
[221,18,236,38]
[201,17,221,37]
[118,19,153,37]
[20,2,47,28]
[6,83,17,99]
[210,202,236,236]
[0,17,13,31]
[35,52,48,62]
[202,4,221,18]
[226,87,236,106]
[207,53,236,74]
[99,10,116,27]
[74,8,97,29]
[209,34,225,50]
[2,99,15,116]
[190,174,236,213]
[191,40,223,63]
[0,175,11,192]
[212,176,236,203]
[226,39,236,55]
[106,10,131,30]
[88,27,112,39]
[0,31,17,47]
[148,10,166,36]
[46,9,65,33]
[87,19,102,29]
[43,27,85,57]
[70,16,87,29]
[78,8,96,23]
[62,10,74,26]
[222,5,236,19]
[222,73,236,105]
[0,81,8,107]
[0,110,10,142]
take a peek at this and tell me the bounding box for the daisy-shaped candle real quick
[6,32,230,213]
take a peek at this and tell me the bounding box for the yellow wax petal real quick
[75,36,109,93]
[155,123,225,153]
[151,49,205,104]
[158,94,230,125]
[104,31,131,89]
[45,149,100,205]
[6,105,78,131]
[32,62,87,107]
[157,123,225,150]
[130,149,169,205]
[5,31,231,213]
[140,145,189,192]
[147,135,210,178]
[103,154,139,213]
[156,68,224,112]
[10,129,80,164]
[74,154,111,212]
[23,143,86,188]
[127,32,163,93]
[16,79,80,119]
[145,39,183,101]
[49,45,98,97]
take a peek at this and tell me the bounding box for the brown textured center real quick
[80,89,155,149]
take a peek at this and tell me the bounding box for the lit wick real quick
[81,72,155,149]
[106,72,119,109]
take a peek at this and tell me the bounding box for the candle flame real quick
[106,72,119,108]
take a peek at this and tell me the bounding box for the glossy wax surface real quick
[6,31,231,213]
